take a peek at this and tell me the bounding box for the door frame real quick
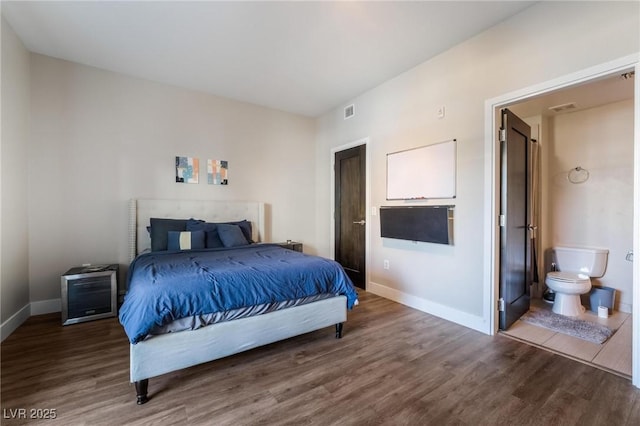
[483,53,640,388]
[330,137,371,289]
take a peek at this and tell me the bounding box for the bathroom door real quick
[499,108,532,330]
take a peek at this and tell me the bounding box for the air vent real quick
[344,104,355,119]
[548,102,576,113]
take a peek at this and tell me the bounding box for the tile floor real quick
[501,298,632,378]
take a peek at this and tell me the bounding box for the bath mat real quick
[519,309,614,344]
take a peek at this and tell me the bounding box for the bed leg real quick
[335,323,343,339]
[135,379,149,405]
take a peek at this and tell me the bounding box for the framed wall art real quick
[175,156,199,184]
[208,159,228,185]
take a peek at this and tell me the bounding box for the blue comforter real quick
[119,244,358,344]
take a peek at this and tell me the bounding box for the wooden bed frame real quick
[127,199,347,404]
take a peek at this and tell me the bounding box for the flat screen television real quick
[380,205,454,245]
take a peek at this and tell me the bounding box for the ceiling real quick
[2,1,537,117]
[509,71,635,119]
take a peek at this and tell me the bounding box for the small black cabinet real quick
[276,241,303,252]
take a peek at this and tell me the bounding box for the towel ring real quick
[567,166,589,184]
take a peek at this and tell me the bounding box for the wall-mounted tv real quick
[380,205,454,245]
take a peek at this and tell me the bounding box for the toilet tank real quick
[553,246,609,277]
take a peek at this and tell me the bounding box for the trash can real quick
[589,286,615,313]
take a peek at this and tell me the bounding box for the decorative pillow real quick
[186,218,253,247]
[150,218,187,251]
[167,230,205,251]
[186,219,221,248]
[186,218,216,232]
[217,224,249,248]
[232,220,254,243]
[204,230,224,248]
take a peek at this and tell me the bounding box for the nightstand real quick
[275,241,303,252]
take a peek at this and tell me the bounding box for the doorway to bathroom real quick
[484,55,639,387]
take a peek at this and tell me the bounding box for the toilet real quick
[545,246,609,316]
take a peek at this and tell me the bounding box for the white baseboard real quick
[618,302,632,314]
[2,299,62,342]
[30,298,61,315]
[1,303,30,342]
[5,288,493,342]
[367,281,489,334]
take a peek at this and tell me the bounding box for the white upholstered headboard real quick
[129,199,266,261]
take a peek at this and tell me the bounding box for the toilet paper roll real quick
[598,305,609,318]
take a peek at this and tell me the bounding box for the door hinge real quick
[498,298,505,312]
[499,128,506,142]
[499,214,506,227]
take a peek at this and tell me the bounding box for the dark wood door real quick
[335,145,366,289]
[499,108,532,330]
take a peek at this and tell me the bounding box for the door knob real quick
[352,220,366,225]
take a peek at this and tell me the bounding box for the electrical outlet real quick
[383,259,390,270]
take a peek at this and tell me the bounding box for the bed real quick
[120,199,358,404]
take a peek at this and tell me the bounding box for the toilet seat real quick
[546,271,590,285]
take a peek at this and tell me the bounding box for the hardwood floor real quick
[2,291,639,425]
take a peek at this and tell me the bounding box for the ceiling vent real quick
[548,102,577,113]
[344,104,355,120]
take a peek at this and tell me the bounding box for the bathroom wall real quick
[546,99,634,312]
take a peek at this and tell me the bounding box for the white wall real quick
[28,54,316,304]
[546,99,634,312]
[3,1,639,335]
[315,2,639,326]
[1,18,31,336]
